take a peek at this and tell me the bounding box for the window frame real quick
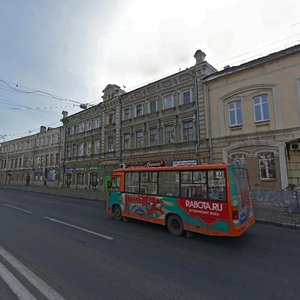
[182,120,193,142]
[253,94,270,123]
[165,125,175,144]
[163,95,174,110]
[228,100,243,127]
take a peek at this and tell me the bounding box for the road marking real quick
[0,245,65,300]
[4,204,32,214]
[44,216,114,240]
[0,260,37,300]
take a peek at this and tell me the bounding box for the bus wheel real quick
[113,205,123,221]
[167,215,184,236]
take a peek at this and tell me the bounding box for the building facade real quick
[203,45,300,191]
[0,126,62,186]
[1,45,300,195]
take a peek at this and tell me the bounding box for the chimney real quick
[62,111,68,119]
[40,126,46,133]
[194,50,206,65]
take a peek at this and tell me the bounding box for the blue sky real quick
[1,0,300,141]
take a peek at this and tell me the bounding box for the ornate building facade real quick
[0,126,62,186]
[1,45,300,193]
[203,44,300,190]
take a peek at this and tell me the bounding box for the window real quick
[109,176,120,192]
[50,154,54,165]
[86,141,92,155]
[165,125,175,144]
[231,153,247,167]
[66,146,71,158]
[182,90,191,104]
[149,100,157,113]
[136,104,143,117]
[45,155,49,166]
[87,120,93,131]
[258,152,276,180]
[124,133,131,150]
[79,143,84,156]
[94,140,100,154]
[125,172,139,193]
[150,128,158,146]
[108,113,114,124]
[163,95,174,109]
[95,119,101,128]
[180,171,207,199]
[228,100,242,126]
[74,125,79,134]
[108,136,114,152]
[140,172,157,195]
[208,169,226,201]
[73,145,78,157]
[79,122,85,132]
[77,173,84,185]
[136,131,144,148]
[19,158,22,168]
[123,108,131,120]
[254,95,269,122]
[159,171,179,197]
[183,121,193,141]
[55,153,59,164]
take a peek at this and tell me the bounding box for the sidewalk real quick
[1,185,300,229]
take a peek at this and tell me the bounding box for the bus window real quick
[109,176,120,192]
[207,169,226,201]
[159,171,179,197]
[125,172,139,193]
[141,172,157,195]
[181,170,207,199]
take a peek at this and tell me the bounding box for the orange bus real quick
[106,164,255,237]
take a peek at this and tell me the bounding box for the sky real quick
[1,0,300,141]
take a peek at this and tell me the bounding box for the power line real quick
[0,121,62,142]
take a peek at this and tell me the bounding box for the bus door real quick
[107,175,122,210]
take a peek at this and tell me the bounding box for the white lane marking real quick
[4,204,32,214]
[0,261,37,300]
[0,245,65,300]
[44,216,114,240]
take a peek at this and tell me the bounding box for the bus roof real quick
[112,164,230,173]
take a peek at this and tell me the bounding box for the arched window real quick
[258,152,276,180]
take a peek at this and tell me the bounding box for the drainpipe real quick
[185,68,201,164]
[203,81,213,163]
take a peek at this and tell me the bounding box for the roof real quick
[204,43,300,82]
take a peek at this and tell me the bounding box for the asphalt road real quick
[0,189,299,300]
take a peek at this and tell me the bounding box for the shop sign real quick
[75,167,85,172]
[64,167,74,172]
[125,161,164,168]
[172,160,197,166]
[144,161,164,167]
[85,165,100,171]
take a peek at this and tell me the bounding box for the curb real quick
[256,219,300,229]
